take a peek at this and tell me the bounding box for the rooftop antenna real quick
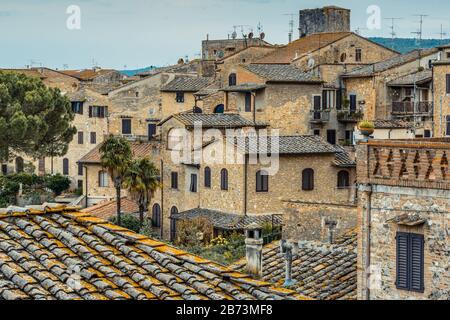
[283,13,295,43]
[355,27,368,36]
[385,18,403,50]
[411,14,428,46]
[436,24,447,44]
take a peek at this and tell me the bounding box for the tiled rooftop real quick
[343,48,438,78]
[244,64,322,83]
[81,198,140,220]
[256,32,353,64]
[160,76,212,92]
[0,207,306,300]
[231,229,357,300]
[78,141,155,165]
[372,119,413,129]
[159,113,267,129]
[387,69,432,86]
[172,208,282,231]
[233,135,338,155]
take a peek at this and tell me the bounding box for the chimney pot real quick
[245,223,264,278]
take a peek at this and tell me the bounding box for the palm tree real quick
[123,158,160,226]
[100,136,132,226]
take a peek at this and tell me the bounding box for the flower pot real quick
[359,128,374,136]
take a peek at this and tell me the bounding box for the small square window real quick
[176,92,185,103]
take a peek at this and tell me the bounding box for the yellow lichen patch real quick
[100,223,132,232]
[313,264,326,272]
[89,293,109,300]
[138,238,166,248]
[75,216,108,225]
[153,245,188,257]
[115,230,148,240]
[62,212,91,219]
[222,272,253,280]
[180,254,214,264]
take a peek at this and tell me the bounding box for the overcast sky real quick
[1,0,449,70]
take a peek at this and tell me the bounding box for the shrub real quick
[44,174,71,196]
[109,214,141,233]
[175,217,214,247]
[358,120,375,129]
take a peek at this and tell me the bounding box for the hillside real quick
[369,37,450,54]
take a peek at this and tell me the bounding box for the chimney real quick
[245,223,264,278]
[280,240,297,287]
[325,220,338,244]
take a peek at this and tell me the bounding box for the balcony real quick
[392,101,433,115]
[337,110,364,123]
[310,110,330,124]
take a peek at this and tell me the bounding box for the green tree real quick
[123,158,160,226]
[0,71,76,162]
[44,174,71,196]
[99,136,132,226]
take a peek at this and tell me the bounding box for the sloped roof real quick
[158,113,267,129]
[343,48,438,78]
[387,69,432,86]
[78,141,155,165]
[160,76,212,92]
[221,83,267,92]
[256,32,353,64]
[231,229,357,300]
[372,119,413,129]
[172,208,282,231]
[0,69,46,79]
[333,146,356,167]
[244,64,322,83]
[60,69,119,81]
[233,136,337,155]
[0,207,306,300]
[81,198,139,220]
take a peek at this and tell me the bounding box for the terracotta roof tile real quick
[160,76,212,92]
[244,64,322,83]
[81,198,140,220]
[79,141,155,164]
[0,208,307,300]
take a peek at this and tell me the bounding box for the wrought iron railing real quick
[391,101,433,115]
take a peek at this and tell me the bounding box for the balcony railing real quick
[337,110,364,123]
[392,101,433,115]
[310,110,330,124]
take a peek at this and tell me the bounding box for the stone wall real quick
[299,7,350,38]
[433,63,450,137]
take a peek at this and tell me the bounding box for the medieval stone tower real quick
[299,6,351,38]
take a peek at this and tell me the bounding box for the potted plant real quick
[358,120,375,136]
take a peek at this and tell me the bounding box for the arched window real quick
[170,206,179,216]
[302,169,314,191]
[193,106,203,114]
[221,169,228,191]
[256,170,269,192]
[204,167,212,188]
[152,204,161,228]
[214,104,224,114]
[337,170,350,189]
[228,73,237,86]
[15,157,24,173]
[98,171,109,188]
[62,158,69,176]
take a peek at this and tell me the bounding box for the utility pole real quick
[385,18,403,50]
[283,14,295,43]
[411,14,428,46]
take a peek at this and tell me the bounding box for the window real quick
[135,91,139,98]
[336,88,343,110]
[229,73,237,86]
[313,95,322,120]
[71,101,84,115]
[63,158,69,175]
[446,116,450,136]
[424,130,431,138]
[313,130,320,136]
[1,164,7,175]
[345,130,354,145]
[90,132,97,144]
[446,74,450,94]
[170,206,178,216]
[302,169,314,191]
[221,169,228,190]
[176,92,185,103]
[122,119,132,135]
[447,52,450,59]
[322,90,336,109]
[340,53,347,62]
[327,130,337,145]
[349,94,357,112]
[148,124,157,140]
[89,106,107,118]
[337,170,350,188]
[78,132,84,145]
[99,171,109,187]
[152,204,161,228]
[396,232,425,293]
[204,167,211,188]
[77,180,83,192]
[256,170,269,192]
[171,172,178,190]
[78,163,83,176]
[170,215,177,242]
[38,158,45,173]
[190,174,198,193]
[355,48,362,62]
[214,104,224,114]
[15,157,24,174]
[245,93,252,112]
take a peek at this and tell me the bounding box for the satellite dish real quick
[248,32,254,39]
[260,32,266,40]
[308,57,316,69]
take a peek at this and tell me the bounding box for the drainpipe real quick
[360,184,373,300]
[84,165,88,207]
[244,154,248,216]
[252,91,256,123]
[160,158,164,239]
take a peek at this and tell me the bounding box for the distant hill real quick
[120,66,158,77]
[369,37,450,54]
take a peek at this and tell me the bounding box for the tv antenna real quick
[436,24,447,43]
[411,14,428,45]
[283,13,295,43]
[385,17,403,49]
[355,27,368,36]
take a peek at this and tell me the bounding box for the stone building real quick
[357,138,450,300]
[432,44,450,137]
[202,37,273,61]
[299,6,351,38]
